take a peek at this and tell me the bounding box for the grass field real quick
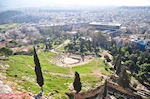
[0,23,21,29]
[0,50,107,98]
[72,58,108,74]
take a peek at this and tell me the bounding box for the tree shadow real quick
[0,58,9,61]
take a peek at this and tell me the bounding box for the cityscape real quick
[0,0,150,99]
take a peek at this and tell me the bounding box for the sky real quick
[1,0,150,9]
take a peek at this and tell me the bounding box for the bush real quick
[104,55,111,62]
[133,82,137,88]
[109,67,114,71]
[0,47,13,57]
[14,49,34,55]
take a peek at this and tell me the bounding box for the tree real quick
[116,56,122,75]
[104,55,111,62]
[94,47,100,56]
[138,63,150,83]
[73,72,82,93]
[80,39,87,54]
[9,40,17,45]
[65,43,74,53]
[124,60,136,74]
[113,55,120,70]
[34,47,44,92]
[103,79,107,99]
[117,68,130,88]
[112,55,118,67]
[0,47,13,57]
[87,40,92,52]
[129,54,137,63]
[138,52,150,65]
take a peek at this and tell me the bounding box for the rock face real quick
[74,93,84,99]
[0,80,12,93]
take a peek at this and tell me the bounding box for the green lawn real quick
[100,69,111,75]
[72,58,105,74]
[7,51,70,74]
[0,53,73,98]
[0,58,99,98]
[0,51,108,98]
[0,23,21,29]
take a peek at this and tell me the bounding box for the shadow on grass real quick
[0,58,9,61]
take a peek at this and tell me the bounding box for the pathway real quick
[50,40,70,53]
[101,50,113,67]
[27,65,109,78]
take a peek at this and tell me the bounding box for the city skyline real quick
[0,0,150,10]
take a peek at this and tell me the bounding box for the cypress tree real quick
[114,55,120,70]
[117,68,130,88]
[103,79,107,99]
[73,72,82,93]
[34,47,44,92]
[116,56,122,75]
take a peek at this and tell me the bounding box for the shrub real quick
[104,55,111,62]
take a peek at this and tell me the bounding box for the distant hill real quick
[119,6,150,10]
[0,10,22,25]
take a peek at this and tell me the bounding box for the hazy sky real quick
[1,0,150,9]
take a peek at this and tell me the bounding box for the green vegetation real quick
[37,38,64,52]
[64,32,109,56]
[0,50,106,98]
[117,68,130,88]
[73,72,82,93]
[100,69,111,75]
[72,58,106,73]
[109,42,150,83]
[57,46,65,52]
[9,51,70,74]
[104,55,111,62]
[0,47,13,57]
[34,47,44,92]
[0,23,20,29]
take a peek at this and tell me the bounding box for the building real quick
[129,34,150,53]
[113,36,128,47]
[137,42,146,52]
[89,22,122,30]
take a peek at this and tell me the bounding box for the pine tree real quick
[103,79,107,99]
[117,68,130,88]
[34,47,44,92]
[73,72,82,93]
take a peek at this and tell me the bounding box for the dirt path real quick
[44,71,74,77]
[80,73,108,79]
[101,50,113,67]
[69,67,74,75]
[28,65,74,77]
[27,64,109,79]
[50,40,70,53]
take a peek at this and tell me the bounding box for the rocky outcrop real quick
[0,80,12,93]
